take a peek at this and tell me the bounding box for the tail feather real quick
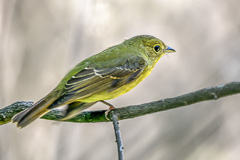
[61,102,96,120]
[12,98,55,128]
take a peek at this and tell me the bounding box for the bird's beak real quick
[165,46,176,53]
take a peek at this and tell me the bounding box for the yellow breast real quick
[79,66,153,103]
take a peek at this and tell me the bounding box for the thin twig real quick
[111,112,124,160]
[0,82,240,125]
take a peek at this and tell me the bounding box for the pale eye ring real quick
[154,45,161,52]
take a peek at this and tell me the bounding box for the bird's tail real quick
[12,97,55,128]
[61,101,96,120]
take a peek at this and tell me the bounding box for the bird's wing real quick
[54,56,147,105]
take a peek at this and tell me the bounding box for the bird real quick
[12,35,175,128]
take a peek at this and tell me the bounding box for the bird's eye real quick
[154,45,161,52]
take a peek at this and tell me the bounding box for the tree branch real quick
[111,113,124,160]
[0,82,240,125]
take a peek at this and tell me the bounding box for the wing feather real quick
[56,56,146,104]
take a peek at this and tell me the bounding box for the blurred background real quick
[0,0,240,160]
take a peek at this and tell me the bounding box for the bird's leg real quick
[100,100,116,121]
[100,100,116,109]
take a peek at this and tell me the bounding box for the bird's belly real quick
[79,83,137,102]
[79,68,151,103]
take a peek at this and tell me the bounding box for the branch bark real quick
[0,82,240,125]
[111,113,124,160]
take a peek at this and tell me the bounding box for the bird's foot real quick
[100,100,116,120]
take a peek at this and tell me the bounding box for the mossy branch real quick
[0,82,240,126]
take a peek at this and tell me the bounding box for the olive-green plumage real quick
[12,35,175,128]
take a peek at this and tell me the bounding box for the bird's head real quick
[125,35,175,61]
